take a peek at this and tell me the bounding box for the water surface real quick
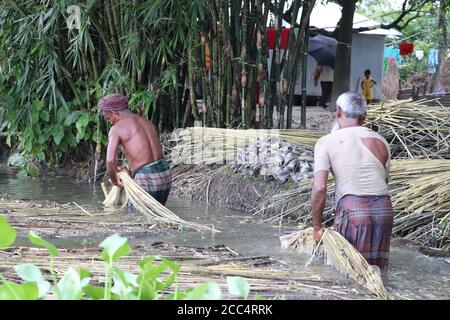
[0,170,448,299]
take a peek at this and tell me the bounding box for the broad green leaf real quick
[32,100,44,111]
[112,267,138,288]
[123,271,139,288]
[40,110,49,122]
[184,282,222,300]
[137,279,156,300]
[0,282,39,300]
[14,264,45,283]
[91,130,103,144]
[38,131,51,144]
[77,268,91,281]
[56,108,69,125]
[31,109,39,125]
[139,256,159,269]
[203,282,222,300]
[14,263,50,298]
[36,151,45,162]
[64,111,83,127]
[64,130,77,148]
[227,276,250,299]
[82,285,105,300]
[52,125,65,145]
[0,216,16,249]
[183,283,208,300]
[75,113,90,131]
[111,269,135,300]
[55,268,82,300]
[82,131,91,141]
[75,114,89,142]
[99,234,131,263]
[28,231,58,256]
[160,260,180,288]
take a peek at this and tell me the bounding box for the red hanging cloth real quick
[399,42,414,56]
[266,28,291,49]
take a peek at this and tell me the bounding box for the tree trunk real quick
[431,0,448,93]
[330,0,357,110]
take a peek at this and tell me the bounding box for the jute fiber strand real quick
[170,127,325,165]
[280,228,391,300]
[388,160,450,245]
[102,183,124,207]
[366,100,450,159]
[114,172,217,233]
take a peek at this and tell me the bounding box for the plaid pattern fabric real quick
[334,194,393,270]
[132,159,172,205]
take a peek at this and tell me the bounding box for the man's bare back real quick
[105,110,162,185]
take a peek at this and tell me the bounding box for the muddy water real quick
[0,171,448,299]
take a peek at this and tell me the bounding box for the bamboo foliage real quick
[0,0,210,167]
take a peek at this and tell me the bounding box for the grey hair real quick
[336,91,367,119]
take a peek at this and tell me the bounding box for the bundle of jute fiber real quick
[117,172,217,233]
[170,127,325,165]
[101,183,124,207]
[280,228,391,300]
[365,100,450,159]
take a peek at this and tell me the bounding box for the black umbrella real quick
[308,35,337,69]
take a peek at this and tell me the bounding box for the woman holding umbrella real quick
[309,35,337,109]
[313,64,334,109]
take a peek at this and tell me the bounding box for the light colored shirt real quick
[314,126,390,202]
[317,65,334,82]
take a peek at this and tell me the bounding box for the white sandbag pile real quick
[232,136,314,183]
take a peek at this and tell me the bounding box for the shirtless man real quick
[98,93,171,205]
[311,91,392,271]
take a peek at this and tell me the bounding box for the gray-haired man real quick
[311,91,393,270]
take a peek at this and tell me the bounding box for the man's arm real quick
[313,67,321,87]
[106,129,123,187]
[311,170,329,241]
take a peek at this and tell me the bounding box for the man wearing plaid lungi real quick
[99,93,171,206]
[311,92,393,270]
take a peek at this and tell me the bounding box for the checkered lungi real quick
[334,194,393,270]
[132,159,172,205]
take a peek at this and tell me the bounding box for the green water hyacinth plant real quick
[0,215,257,300]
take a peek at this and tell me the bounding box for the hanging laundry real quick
[428,49,439,72]
[415,50,424,60]
[399,42,414,56]
[266,28,291,49]
[384,47,402,64]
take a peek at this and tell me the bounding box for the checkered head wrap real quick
[98,93,128,113]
